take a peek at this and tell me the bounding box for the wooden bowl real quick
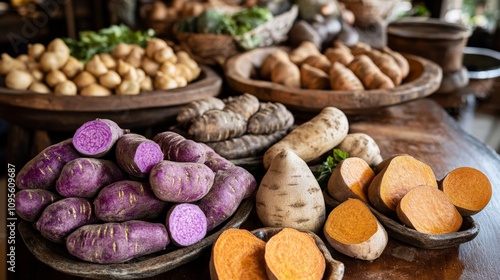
[224,47,442,115]
[18,198,253,280]
[323,191,480,249]
[251,227,345,280]
[0,65,221,131]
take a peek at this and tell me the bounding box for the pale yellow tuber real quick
[80,83,112,96]
[5,70,33,90]
[116,80,141,95]
[28,82,51,94]
[45,69,67,88]
[99,70,122,89]
[54,80,77,95]
[86,54,108,77]
[61,57,84,79]
[73,71,97,90]
[27,43,46,61]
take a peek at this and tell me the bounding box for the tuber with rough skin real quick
[223,93,260,120]
[176,97,225,126]
[335,133,383,167]
[247,102,294,135]
[15,189,61,222]
[188,109,247,143]
[153,131,206,163]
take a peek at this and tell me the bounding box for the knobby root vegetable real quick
[17,138,80,190]
[199,143,235,172]
[367,154,438,214]
[396,185,463,234]
[223,93,260,120]
[263,106,348,169]
[247,102,294,135]
[66,220,169,264]
[348,55,395,90]
[94,180,168,222]
[329,61,364,91]
[205,130,288,159]
[149,160,215,202]
[153,131,206,163]
[188,109,247,143]
[176,97,225,126]
[327,157,375,203]
[364,49,403,86]
[438,167,492,216]
[324,46,354,65]
[210,228,267,280]
[55,158,126,198]
[265,228,326,280]
[335,133,383,166]
[324,198,388,260]
[259,49,290,80]
[15,189,61,222]
[289,41,322,65]
[72,119,126,157]
[35,197,97,243]
[300,63,330,90]
[115,133,163,178]
[166,203,207,247]
[257,149,326,233]
[302,54,332,73]
[198,166,257,231]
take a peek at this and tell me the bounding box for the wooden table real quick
[9,98,500,280]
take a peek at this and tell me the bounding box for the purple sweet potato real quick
[35,197,97,243]
[153,131,206,163]
[66,220,169,264]
[149,160,215,202]
[55,158,126,198]
[16,138,80,190]
[166,203,207,247]
[115,133,164,178]
[94,180,168,222]
[199,143,235,172]
[15,189,61,222]
[72,118,126,157]
[197,166,257,231]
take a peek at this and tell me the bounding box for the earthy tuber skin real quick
[188,109,248,143]
[153,131,206,163]
[247,102,294,135]
[198,143,235,172]
[335,133,383,167]
[223,93,260,120]
[176,97,225,126]
[15,189,61,222]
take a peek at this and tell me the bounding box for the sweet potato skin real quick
[153,131,206,163]
[66,220,169,264]
[17,138,80,190]
[35,197,97,243]
[15,189,61,222]
[115,133,164,178]
[55,158,126,198]
[94,180,168,222]
[199,143,235,172]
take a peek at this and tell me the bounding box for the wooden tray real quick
[251,227,345,280]
[224,47,442,115]
[18,198,253,280]
[0,65,221,131]
[323,191,479,249]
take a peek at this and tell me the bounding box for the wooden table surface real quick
[8,98,500,280]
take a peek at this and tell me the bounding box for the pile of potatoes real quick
[0,37,201,95]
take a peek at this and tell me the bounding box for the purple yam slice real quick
[166,203,207,247]
[72,119,126,157]
[115,133,163,178]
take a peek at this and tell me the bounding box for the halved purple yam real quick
[115,134,163,178]
[72,119,125,157]
[166,203,207,247]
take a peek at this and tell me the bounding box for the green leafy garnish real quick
[314,149,349,188]
[63,24,155,63]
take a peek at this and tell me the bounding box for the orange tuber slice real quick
[327,157,375,203]
[396,185,463,235]
[439,167,492,216]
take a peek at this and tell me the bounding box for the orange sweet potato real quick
[348,55,395,90]
[300,64,330,90]
[327,157,375,203]
[329,61,364,91]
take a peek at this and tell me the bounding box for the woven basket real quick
[339,0,398,26]
[174,4,298,66]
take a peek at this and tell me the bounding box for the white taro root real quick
[256,149,326,233]
[335,133,383,166]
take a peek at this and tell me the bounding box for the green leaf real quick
[314,149,349,189]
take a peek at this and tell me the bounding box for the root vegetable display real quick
[223,93,260,120]
[188,109,247,142]
[5,69,33,90]
[15,189,61,222]
[166,203,207,247]
[396,185,463,234]
[247,102,294,135]
[153,131,206,163]
[335,133,383,167]
[327,157,375,203]
[300,63,330,90]
[94,180,168,222]
[114,133,163,178]
[348,55,395,90]
[17,138,80,190]
[289,41,321,65]
[149,160,215,202]
[263,106,348,169]
[257,149,326,233]
[66,220,169,264]
[438,167,492,216]
[176,97,226,126]
[35,197,97,243]
[324,198,388,261]
[55,158,126,198]
[367,154,438,214]
[265,228,326,280]
[329,61,364,91]
[199,143,235,172]
[72,119,126,157]
[210,228,267,280]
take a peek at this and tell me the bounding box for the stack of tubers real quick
[0,37,201,95]
[15,118,257,264]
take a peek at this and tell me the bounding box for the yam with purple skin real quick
[94,180,168,222]
[35,197,97,243]
[16,138,80,190]
[72,119,127,157]
[115,133,164,178]
[153,131,206,163]
[199,143,235,172]
[15,189,61,222]
[198,166,257,231]
[166,203,208,247]
[149,160,215,202]
[66,220,169,264]
[55,158,126,198]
